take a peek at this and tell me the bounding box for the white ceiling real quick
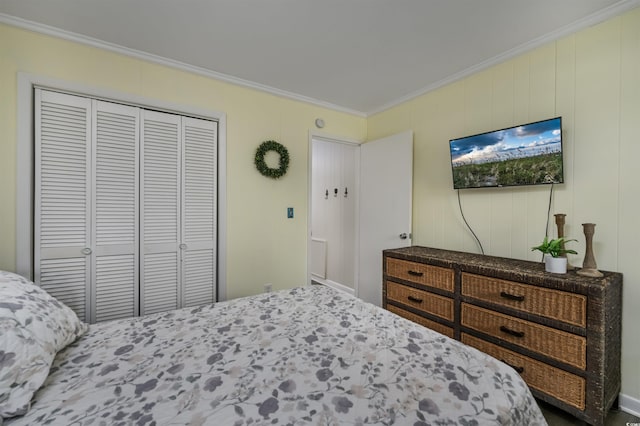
[1,0,638,115]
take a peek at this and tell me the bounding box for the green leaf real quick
[531,237,577,257]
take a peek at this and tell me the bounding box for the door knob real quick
[399,233,408,240]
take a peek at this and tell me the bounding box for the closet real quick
[34,89,217,323]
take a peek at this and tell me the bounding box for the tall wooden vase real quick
[554,213,574,270]
[577,223,604,278]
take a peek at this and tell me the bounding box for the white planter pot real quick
[545,256,567,274]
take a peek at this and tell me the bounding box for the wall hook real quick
[344,187,348,198]
[325,189,328,200]
[334,188,338,197]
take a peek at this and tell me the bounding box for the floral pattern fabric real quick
[0,271,88,420]
[7,285,547,425]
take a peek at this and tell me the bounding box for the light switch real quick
[287,207,294,218]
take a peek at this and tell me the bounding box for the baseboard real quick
[311,278,355,296]
[620,393,640,418]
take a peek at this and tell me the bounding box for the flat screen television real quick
[449,117,563,189]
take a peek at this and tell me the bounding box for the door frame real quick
[307,131,362,296]
[16,72,228,301]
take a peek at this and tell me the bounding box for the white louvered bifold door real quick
[140,110,181,315]
[92,101,139,322]
[181,117,217,306]
[35,89,92,322]
[35,91,218,321]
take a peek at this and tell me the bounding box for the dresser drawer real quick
[462,273,587,328]
[386,258,454,292]
[387,305,454,338]
[387,281,454,321]
[462,333,585,410]
[461,303,586,370]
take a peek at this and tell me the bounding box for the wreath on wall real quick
[255,140,290,179]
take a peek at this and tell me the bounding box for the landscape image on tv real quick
[449,117,563,189]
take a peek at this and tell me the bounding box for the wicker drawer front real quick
[386,258,454,292]
[387,281,454,321]
[387,305,454,338]
[462,334,585,410]
[461,303,586,370]
[462,273,587,328]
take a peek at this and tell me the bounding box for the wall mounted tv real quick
[449,117,563,189]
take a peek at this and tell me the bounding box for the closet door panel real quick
[183,250,214,306]
[143,252,179,314]
[141,110,181,314]
[182,118,217,306]
[35,89,92,322]
[40,258,88,321]
[93,101,139,322]
[95,255,136,322]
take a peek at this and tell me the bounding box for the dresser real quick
[382,246,622,426]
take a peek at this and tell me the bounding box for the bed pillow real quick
[0,270,89,419]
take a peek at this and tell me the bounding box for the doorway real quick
[308,136,360,295]
[308,131,414,305]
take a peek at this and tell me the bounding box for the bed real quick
[1,271,547,425]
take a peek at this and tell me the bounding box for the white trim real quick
[0,13,365,118]
[16,72,228,301]
[16,75,34,278]
[367,0,640,116]
[216,113,228,301]
[309,130,363,147]
[620,393,640,418]
[311,278,355,297]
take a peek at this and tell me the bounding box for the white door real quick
[35,90,92,321]
[140,110,182,315]
[92,100,140,322]
[358,131,413,306]
[140,111,218,315]
[181,117,217,307]
[35,90,140,323]
[34,90,218,322]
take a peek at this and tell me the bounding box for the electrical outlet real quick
[264,283,272,293]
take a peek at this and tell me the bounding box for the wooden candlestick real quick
[577,223,603,278]
[554,213,574,270]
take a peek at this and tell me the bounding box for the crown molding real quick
[2,0,638,119]
[0,13,366,118]
[367,0,640,116]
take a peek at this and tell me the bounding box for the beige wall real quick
[0,24,366,299]
[369,8,640,402]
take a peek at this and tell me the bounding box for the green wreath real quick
[255,140,290,179]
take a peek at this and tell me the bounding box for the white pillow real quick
[0,270,88,419]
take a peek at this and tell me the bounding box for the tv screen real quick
[449,117,563,189]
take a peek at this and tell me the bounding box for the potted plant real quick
[531,237,578,274]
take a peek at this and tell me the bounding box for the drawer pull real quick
[500,359,525,374]
[407,270,424,277]
[500,291,525,302]
[499,325,525,338]
[407,295,423,303]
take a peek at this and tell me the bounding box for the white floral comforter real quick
[8,285,547,425]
